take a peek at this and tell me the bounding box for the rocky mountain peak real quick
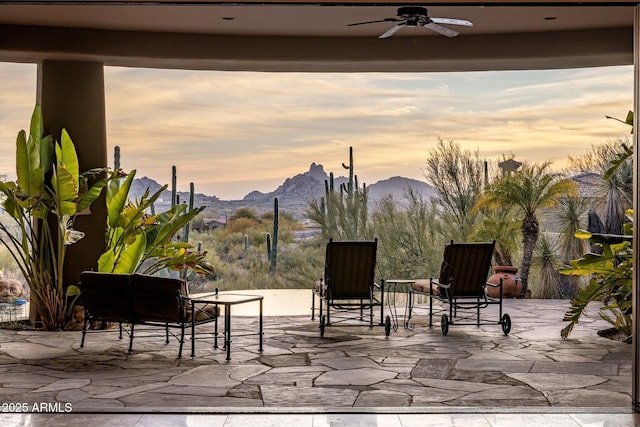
[308,163,328,182]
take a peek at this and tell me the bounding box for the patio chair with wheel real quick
[311,238,391,337]
[409,240,511,336]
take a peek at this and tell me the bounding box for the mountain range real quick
[131,163,437,217]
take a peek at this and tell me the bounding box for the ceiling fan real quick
[348,6,473,39]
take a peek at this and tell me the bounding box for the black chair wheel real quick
[385,315,391,336]
[501,313,512,335]
[441,314,449,336]
[320,315,326,338]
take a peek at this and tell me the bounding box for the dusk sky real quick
[0,62,633,200]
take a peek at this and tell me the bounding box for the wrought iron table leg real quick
[191,301,196,357]
[259,299,263,353]
[225,306,231,361]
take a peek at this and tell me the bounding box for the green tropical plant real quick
[98,169,214,276]
[560,119,634,340]
[560,221,632,340]
[0,105,110,329]
[474,162,577,295]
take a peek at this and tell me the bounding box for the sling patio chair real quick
[409,240,511,336]
[311,238,391,337]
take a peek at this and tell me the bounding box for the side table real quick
[384,279,414,331]
[187,291,264,361]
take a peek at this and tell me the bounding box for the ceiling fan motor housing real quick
[397,6,429,18]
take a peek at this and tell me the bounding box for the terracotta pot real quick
[487,266,524,298]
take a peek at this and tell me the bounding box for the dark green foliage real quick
[423,139,485,241]
[372,190,443,279]
[560,230,632,340]
[560,129,634,340]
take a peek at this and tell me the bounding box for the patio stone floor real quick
[0,296,636,425]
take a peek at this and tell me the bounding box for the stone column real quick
[633,4,640,413]
[37,60,108,285]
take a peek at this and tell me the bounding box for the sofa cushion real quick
[187,303,219,322]
[129,274,185,323]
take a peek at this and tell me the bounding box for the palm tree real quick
[550,195,589,263]
[469,205,520,266]
[475,162,577,294]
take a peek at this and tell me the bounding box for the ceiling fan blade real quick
[347,18,401,27]
[430,17,473,27]
[379,23,406,39]
[423,22,460,37]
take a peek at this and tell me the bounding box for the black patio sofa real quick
[78,271,218,358]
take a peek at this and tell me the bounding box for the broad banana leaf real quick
[56,129,80,193]
[29,103,44,142]
[16,130,43,199]
[146,204,204,249]
[97,249,116,273]
[77,178,108,213]
[51,164,78,217]
[112,233,146,274]
[107,170,136,228]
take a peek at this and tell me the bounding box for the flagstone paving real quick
[0,298,633,420]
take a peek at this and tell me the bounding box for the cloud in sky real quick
[0,63,633,199]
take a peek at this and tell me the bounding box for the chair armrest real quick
[313,278,326,296]
[434,280,450,290]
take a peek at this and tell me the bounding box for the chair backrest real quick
[129,273,187,323]
[438,241,495,297]
[79,271,131,322]
[324,238,377,300]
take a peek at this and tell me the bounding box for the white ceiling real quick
[0,2,634,72]
[0,4,632,38]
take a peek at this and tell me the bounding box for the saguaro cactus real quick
[114,145,121,170]
[266,232,272,261]
[181,182,195,243]
[171,165,177,207]
[341,146,354,194]
[265,197,279,270]
[308,147,370,240]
